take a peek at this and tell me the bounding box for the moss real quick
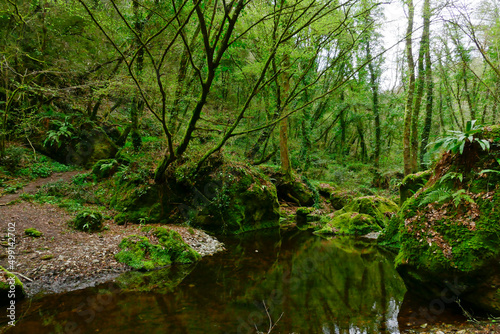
[315,212,380,236]
[399,170,432,205]
[24,228,42,237]
[110,168,162,225]
[115,227,200,270]
[342,196,398,228]
[71,210,103,232]
[194,164,280,234]
[296,207,314,215]
[0,266,25,305]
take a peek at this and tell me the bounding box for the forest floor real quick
[0,171,224,296]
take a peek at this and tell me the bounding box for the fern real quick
[427,120,490,155]
[419,187,452,207]
[439,172,463,184]
[451,189,475,207]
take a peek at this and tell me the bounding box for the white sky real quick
[379,0,487,90]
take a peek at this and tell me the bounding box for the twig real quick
[10,272,33,282]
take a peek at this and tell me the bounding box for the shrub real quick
[71,210,103,232]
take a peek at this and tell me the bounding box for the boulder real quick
[315,212,380,236]
[193,164,281,234]
[115,227,200,270]
[382,125,500,315]
[341,195,398,228]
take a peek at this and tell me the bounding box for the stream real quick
[1,229,468,333]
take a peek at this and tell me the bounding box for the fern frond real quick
[419,187,452,207]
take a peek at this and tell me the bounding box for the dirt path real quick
[0,171,85,205]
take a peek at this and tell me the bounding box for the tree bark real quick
[403,0,416,176]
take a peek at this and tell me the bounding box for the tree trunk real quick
[280,56,292,180]
[419,0,432,170]
[367,41,381,168]
[403,0,416,176]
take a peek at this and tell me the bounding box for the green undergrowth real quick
[115,227,200,270]
[0,145,76,182]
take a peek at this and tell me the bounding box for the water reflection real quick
[1,229,406,333]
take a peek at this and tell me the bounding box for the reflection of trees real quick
[10,230,406,333]
[235,236,406,333]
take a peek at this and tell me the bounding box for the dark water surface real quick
[2,229,412,333]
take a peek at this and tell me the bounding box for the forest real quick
[1,0,500,333]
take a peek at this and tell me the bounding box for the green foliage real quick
[71,210,103,232]
[419,187,475,208]
[419,187,452,207]
[43,118,75,149]
[428,120,490,155]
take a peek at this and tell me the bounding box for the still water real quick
[2,229,411,334]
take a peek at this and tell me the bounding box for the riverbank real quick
[0,201,224,296]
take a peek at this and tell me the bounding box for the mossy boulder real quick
[37,124,118,168]
[24,228,42,237]
[111,167,162,225]
[341,196,398,228]
[193,165,281,234]
[69,128,119,168]
[399,170,432,205]
[72,210,103,232]
[382,127,500,315]
[115,227,200,270]
[0,266,25,305]
[315,212,380,236]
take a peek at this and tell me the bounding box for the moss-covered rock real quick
[193,164,281,234]
[71,128,119,168]
[0,266,25,305]
[315,212,380,236]
[24,228,42,237]
[276,177,315,206]
[115,227,200,270]
[382,127,500,315]
[399,170,432,205]
[111,167,162,225]
[341,196,398,228]
[72,210,103,232]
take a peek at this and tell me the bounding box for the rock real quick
[0,266,25,305]
[340,195,398,228]
[399,170,432,205]
[381,126,500,315]
[115,227,200,270]
[193,164,281,234]
[315,212,381,236]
